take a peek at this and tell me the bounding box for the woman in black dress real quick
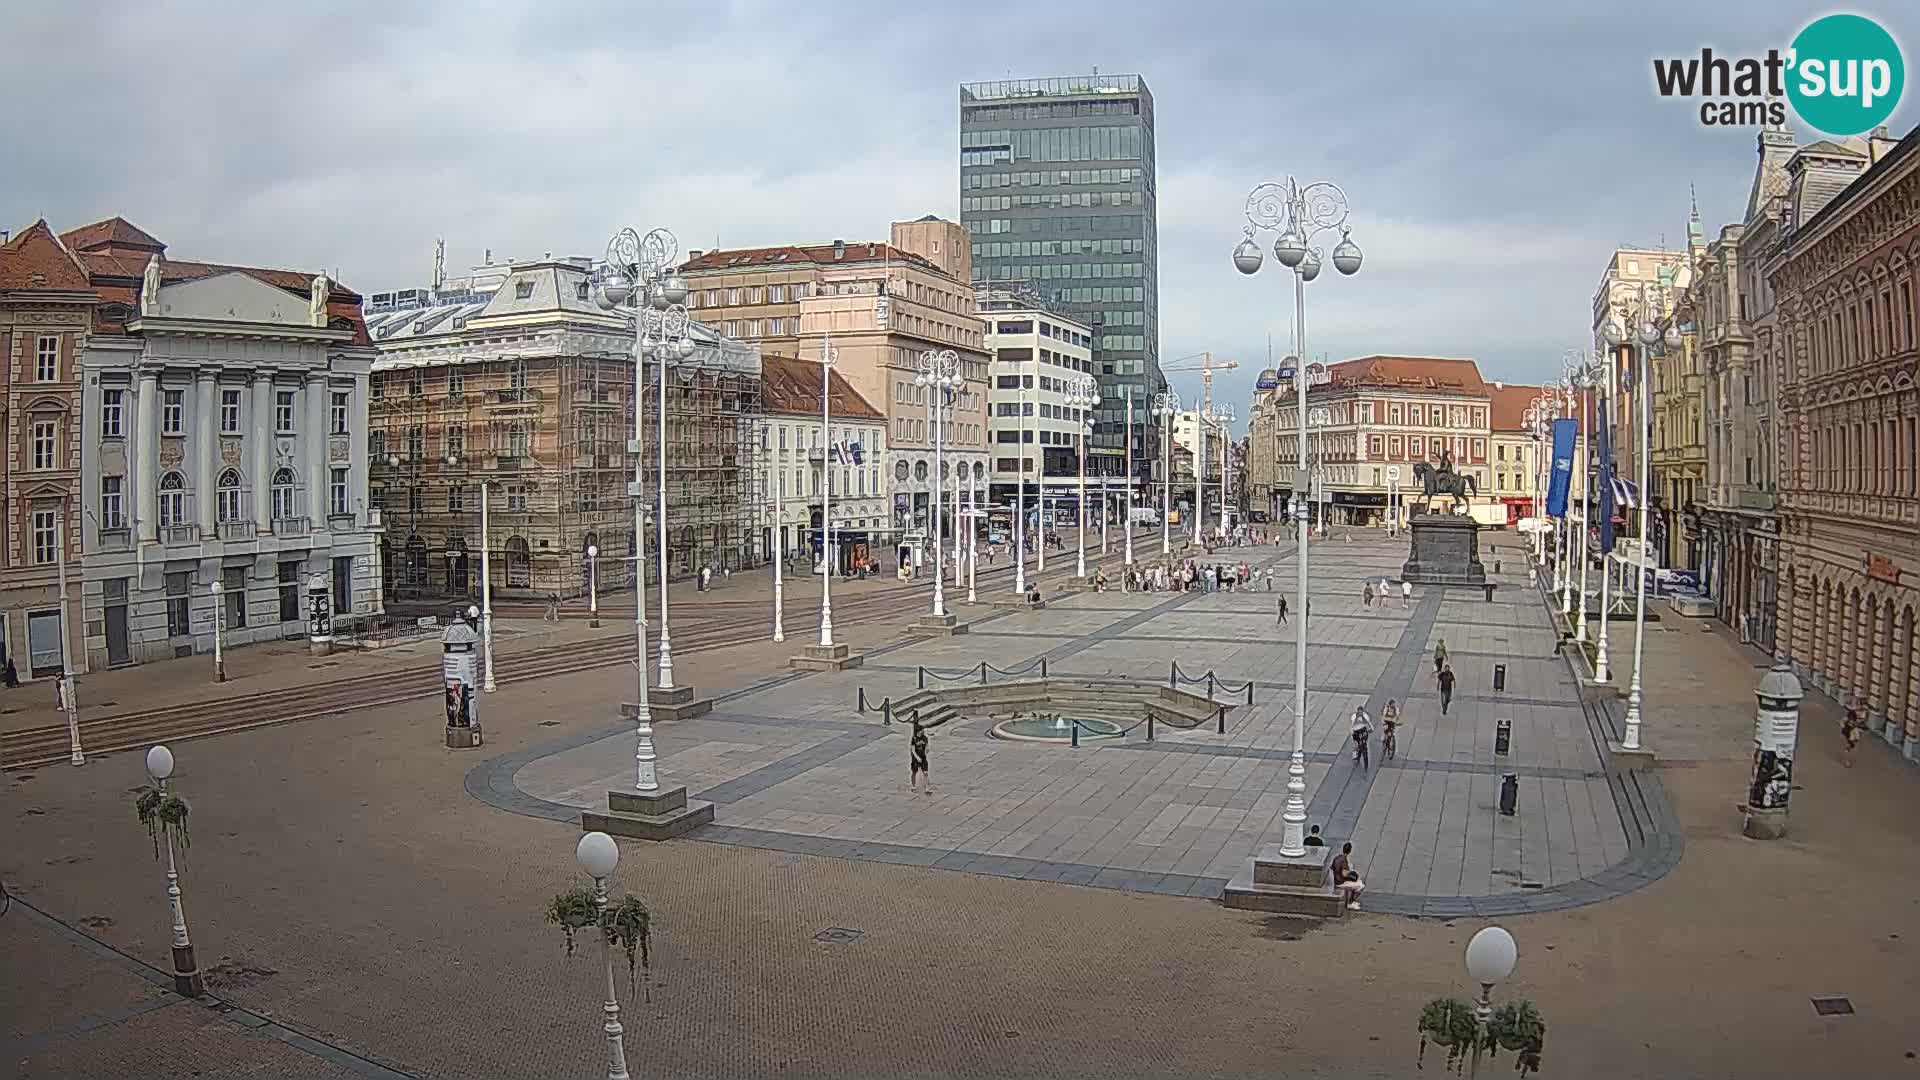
[909,721,931,793]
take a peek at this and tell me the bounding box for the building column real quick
[1813,583,1834,694]
[195,372,216,536]
[1901,607,1919,760]
[305,374,328,534]
[1879,602,1906,746]
[1849,592,1871,713]
[252,373,273,533]
[1778,564,1799,667]
[135,370,160,544]
[1869,600,1892,735]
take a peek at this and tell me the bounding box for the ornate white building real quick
[69,219,380,668]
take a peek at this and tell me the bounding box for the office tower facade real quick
[959,74,1160,483]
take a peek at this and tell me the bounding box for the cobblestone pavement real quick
[506,538,1629,910]
[4,530,1918,1078]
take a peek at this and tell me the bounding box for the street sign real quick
[1386,466,1401,483]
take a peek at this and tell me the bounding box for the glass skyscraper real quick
[959,74,1161,475]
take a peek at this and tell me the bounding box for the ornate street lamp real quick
[915,349,961,617]
[593,224,688,791]
[1066,375,1100,577]
[1600,285,1672,751]
[1153,390,1180,555]
[1233,174,1363,858]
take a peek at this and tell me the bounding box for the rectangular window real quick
[447,425,465,456]
[166,571,192,637]
[102,389,125,437]
[278,562,302,622]
[333,556,353,614]
[507,486,528,512]
[331,391,350,434]
[275,390,296,433]
[100,476,125,529]
[223,566,248,629]
[35,335,59,381]
[220,388,241,433]
[31,419,57,469]
[161,389,184,434]
[330,468,350,517]
[31,509,57,564]
[448,370,465,395]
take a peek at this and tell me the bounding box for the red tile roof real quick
[1486,383,1597,432]
[59,216,166,256]
[0,220,92,291]
[760,353,884,420]
[1327,355,1488,393]
[63,219,368,344]
[681,242,939,275]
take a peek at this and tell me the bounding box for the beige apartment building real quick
[682,220,989,558]
[1250,356,1495,526]
[755,353,888,573]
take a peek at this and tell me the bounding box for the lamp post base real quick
[907,613,969,637]
[790,643,864,671]
[444,724,484,749]
[172,944,205,998]
[583,787,715,842]
[630,685,711,722]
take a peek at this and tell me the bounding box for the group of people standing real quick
[1124,559,1272,594]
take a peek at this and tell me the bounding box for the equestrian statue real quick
[1410,448,1477,515]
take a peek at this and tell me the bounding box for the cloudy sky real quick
[5,1,1912,428]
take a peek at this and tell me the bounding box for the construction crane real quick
[1161,351,1240,418]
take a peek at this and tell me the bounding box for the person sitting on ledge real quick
[1303,824,1326,847]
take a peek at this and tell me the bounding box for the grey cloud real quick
[4,0,1913,429]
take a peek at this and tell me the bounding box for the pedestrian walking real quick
[700,565,713,592]
[1330,841,1366,910]
[1277,595,1289,625]
[908,719,931,793]
[1363,582,1374,607]
[1265,570,1274,592]
[1350,705,1373,770]
[1438,664,1456,715]
[1434,639,1449,676]
[1401,579,1412,608]
[1842,708,1863,767]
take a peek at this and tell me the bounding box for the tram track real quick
[3,536,1175,770]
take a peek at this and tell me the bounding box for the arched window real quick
[158,471,187,527]
[217,468,245,523]
[504,536,531,588]
[271,467,298,521]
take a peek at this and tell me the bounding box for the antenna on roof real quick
[432,238,446,292]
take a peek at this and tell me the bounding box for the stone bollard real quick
[1743,662,1802,840]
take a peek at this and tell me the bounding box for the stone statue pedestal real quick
[1401,513,1487,586]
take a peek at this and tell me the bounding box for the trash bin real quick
[1495,717,1512,755]
[1483,583,1495,602]
[1499,772,1519,815]
[1493,664,1507,692]
[1494,559,1502,575]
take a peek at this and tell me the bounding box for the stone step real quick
[581,798,715,842]
[1249,844,1332,888]
[1221,862,1347,917]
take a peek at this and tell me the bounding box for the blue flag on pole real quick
[1546,417,1576,517]
[1596,382,1616,554]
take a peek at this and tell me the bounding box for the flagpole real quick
[1123,386,1135,567]
[1595,344,1616,684]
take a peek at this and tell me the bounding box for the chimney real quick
[1868,124,1898,163]
[867,243,876,257]
[688,249,703,261]
[832,240,846,260]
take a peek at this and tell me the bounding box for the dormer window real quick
[515,279,536,299]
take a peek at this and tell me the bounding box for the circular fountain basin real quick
[990,714,1126,743]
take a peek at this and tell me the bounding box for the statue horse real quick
[1411,461,1477,514]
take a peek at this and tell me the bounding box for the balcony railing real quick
[273,515,310,538]
[161,523,201,544]
[219,520,255,541]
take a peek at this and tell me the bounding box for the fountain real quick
[990,710,1125,744]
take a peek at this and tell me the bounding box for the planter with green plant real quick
[1484,999,1547,1076]
[1416,997,1480,1074]
[547,887,653,1001]
[133,784,191,859]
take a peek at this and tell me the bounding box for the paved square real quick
[501,533,1640,911]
